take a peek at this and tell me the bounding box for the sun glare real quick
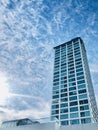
[0,72,9,104]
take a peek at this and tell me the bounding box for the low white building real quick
[0,118,98,130]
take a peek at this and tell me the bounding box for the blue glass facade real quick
[51,37,98,125]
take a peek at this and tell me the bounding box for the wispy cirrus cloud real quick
[0,0,98,122]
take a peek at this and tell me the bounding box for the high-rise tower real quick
[51,37,98,126]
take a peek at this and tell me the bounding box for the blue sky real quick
[0,0,98,122]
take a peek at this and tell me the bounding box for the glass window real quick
[68,61,74,65]
[52,110,59,115]
[69,82,76,87]
[52,104,59,109]
[61,80,67,84]
[60,114,68,119]
[70,119,79,124]
[70,113,79,118]
[61,88,67,93]
[75,55,81,60]
[68,58,74,62]
[69,87,76,91]
[54,65,59,68]
[52,99,59,104]
[79,99,88,105]
[61,53,66,56]
[55,58,60,62]
[54,74,59,79]
[53,90,59,95]
[77,72,84,76]
[53,81,59,86]
[61,72,67,77]
[70,101,78,106]
[61,76,67,80]
[51,115,59,120]
[75,61,82,66]
[70,107,78,112]
[80,105,89,111]
[67,50,73,54]
[54,61,60,65]
[69,96,77,101]
[53,86,59,91]
[61,69,67,73]
[74,46,80,50]
[69,78,75,82]
[81,118,91,124]
[61,63,66,67]
[61,98,68,102]
[61,60,66,64]
[78,89,86,94]
[54,71,59,76]
[76,65,82,69]
[61,67,66,71]
[54,68,59,72]
[68,56,73,60]
[68,71,75,75]
[55,55,60,60]
[80,111,90,117]
[75,58,81,62]
[77,80,85,85]
[61,84,67,88]
[74,50,80,54]
[53,95,59,99]
[78,84,86,89]
[60,109,68,114]
[79,94,87,99]
[77,76,84,80]
[61,93,67,97]
[68,64,74,71]
[60,103,68,108]
[69,91,77,96]
[68,74,75,78]
[75,52,80,56]
[61,120,69,125]
[61,68,66,71]
[76,68,83,73]
[53,78,59,82]
[74,42,79,46]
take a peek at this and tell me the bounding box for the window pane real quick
[81,118,91,124]
[69,87,76,91]
[80,105,89,111]
[79,94,87,99]
[70,119,79,124]
[52,104,59,109]
[60,109,68,114]
[61,98,68,102]
[61,121,69,125]
[70,101,78,106]
[78,84,86,89]
[70,113,79,118]
[79,99,88,105]
[69,96,77,101]
[78,89,86,94]
[70,107,78,112]
[60,103,68,108]
[80,111,90,117]
[52,110,59,115]
[60,114,68,119]
[69,91,77,96]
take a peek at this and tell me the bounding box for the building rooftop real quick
[54,37,83,49]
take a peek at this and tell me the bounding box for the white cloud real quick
[0,71,10,105]
[0,0,98,123]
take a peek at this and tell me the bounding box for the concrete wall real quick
[61,123,98,130]
[0,122,59,130]
[0,122,98,130]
